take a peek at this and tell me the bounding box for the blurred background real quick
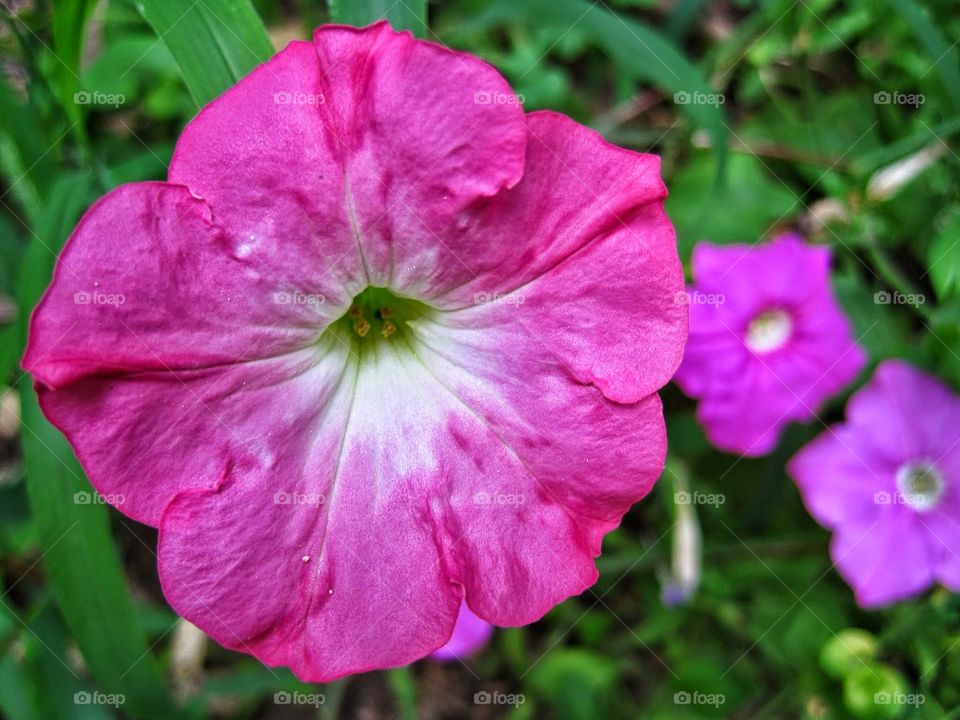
[1,0,959,718]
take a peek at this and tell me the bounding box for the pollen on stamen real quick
[354,319,371,337]
[380,306,394,319]
[381,320,397,338]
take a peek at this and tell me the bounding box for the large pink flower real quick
[23,23,686,680]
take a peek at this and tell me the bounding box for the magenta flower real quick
[789,361,960,607]
[23,23,686,680]
[674,233,865,456]
[429,601,494,662]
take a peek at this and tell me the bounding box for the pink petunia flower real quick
[674,233,865,456]
[22,23,686,680]
[789,360,960,607]
[429,601,493,661]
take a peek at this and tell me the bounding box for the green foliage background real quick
[0,0,958,718]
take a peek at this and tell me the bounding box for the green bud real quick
[820,629,879,679]
[842,664,908,719]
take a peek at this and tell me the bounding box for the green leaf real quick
[527,649,619,720]
[0,650,41,720]
[386,667,418,720]
[16,172,178,720]
[928,207,960,300]
[851,116,960,176]
[52,0,98,119]
[666,151,800,255]
[0,593,41,720]
[0,78,58,227]
[81,35,179,101]
[455,0,727,172]
[327,0,427,36]
[881,0,960,113]
[27,600,115,720]
[0,212,25,383]
[832,273,911,361]
[135,0,274,107]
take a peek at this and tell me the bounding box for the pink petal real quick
[831,511,934,608]
[42,339,349,525]
[429,601,494,661]
[168,40,365,300]
[788,425,891,528]
[23,183,336,390]
[916,507,960,592]
[403,314,668,623]
[844,360,960,464]
[310,22,527,291]
[690,234,830,311]
[433,111,686,403]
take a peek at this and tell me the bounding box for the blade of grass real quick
[882,0,960,112]
[0,77,57,227]
[386,666,418,720]
[0,650,42,720]
[51,0,97,152]
[28,600,115,720]
[135,0,274,107]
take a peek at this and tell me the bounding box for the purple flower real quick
[789,361,960,607]
[674,233,866,456]
[429,601,494,662]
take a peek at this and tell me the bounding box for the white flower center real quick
[745,309,793,353]
[895,460,945,512]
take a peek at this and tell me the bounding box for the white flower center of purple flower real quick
[895,461,945,512]
[745,309,793,353]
